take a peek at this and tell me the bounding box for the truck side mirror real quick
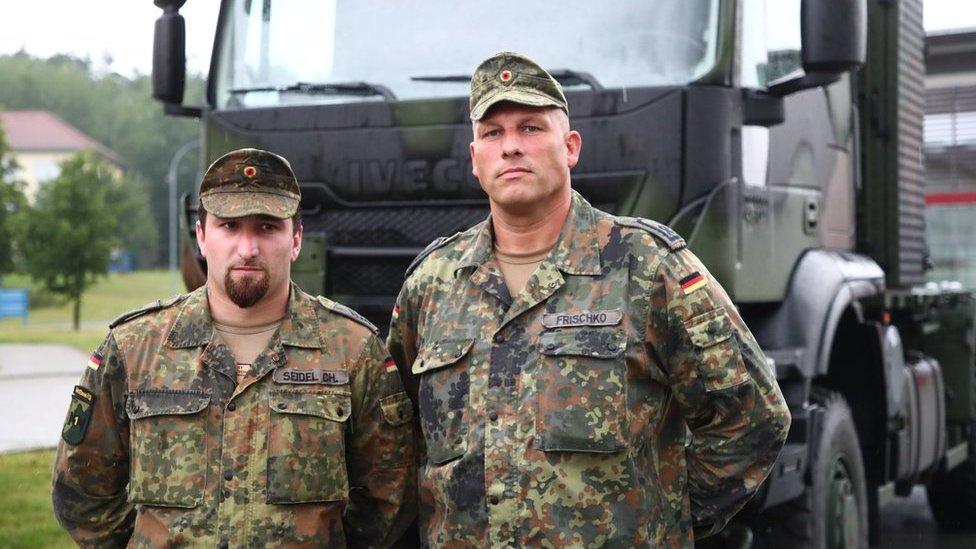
[769,0,866,97]
[152,0,201,117]
[802,0,867,73]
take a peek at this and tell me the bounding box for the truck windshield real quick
[213,0,721,109]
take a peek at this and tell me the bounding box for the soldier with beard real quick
[52,148,417,547]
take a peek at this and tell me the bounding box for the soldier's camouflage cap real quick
[199,148,300,219]
[469,51,568,121]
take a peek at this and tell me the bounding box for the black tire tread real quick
[927,436,976,530]
[751,387,867,549]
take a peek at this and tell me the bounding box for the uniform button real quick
[606,342,618,351]
[221,489,230,500]
[545,343,557,351]
[223,471,233,481]
[493,333,505,344]
[489,495,500,505]
[226,402,236,412]
[488,411,499,422]
[277,403,287,410]
[272,354,280,362]
[218,541,228,549]
[454,350,463,358]
[336,407,345,417]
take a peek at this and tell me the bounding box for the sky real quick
[0,0,975,78]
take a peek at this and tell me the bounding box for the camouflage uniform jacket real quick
[53,284,417,548]
[388,192,790,548]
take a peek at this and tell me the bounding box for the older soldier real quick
[53,148,416,547]
[388,52,790,547]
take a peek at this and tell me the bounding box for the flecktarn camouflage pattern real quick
[199,148,301,219]
[469,51,568,121]
[388,191,791,547]
[53,284,417,547]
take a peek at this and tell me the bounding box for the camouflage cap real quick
[199,148,300,219]
[469,51,568,121]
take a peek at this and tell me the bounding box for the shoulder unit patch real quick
[405,232,462,278]
[615,217,687,252]
[109,294,187,329]
[61,385,96,445]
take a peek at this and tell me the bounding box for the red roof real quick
[0,110,124,166]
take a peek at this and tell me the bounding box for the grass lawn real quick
[0,450,74,548]
[1,270,182,352]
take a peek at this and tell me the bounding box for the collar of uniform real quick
[165,285,213,349]
[453,217,494,276]
[453,191,602,277]
[547,190,602,276]
[165,283,322,349]
[277,284,325,349]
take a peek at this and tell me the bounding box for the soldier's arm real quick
[387,280,421,402]
[52,333,135,547]
[648,249,791,539]
[344,333,418,548]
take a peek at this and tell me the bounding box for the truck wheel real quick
[753,388,868,549]
[927,434,976,529]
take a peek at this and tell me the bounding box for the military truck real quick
[151,0,976,546]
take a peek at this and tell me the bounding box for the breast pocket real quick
[684,307,751,391]
[534,328,629,453]
[412,338,474,465]
[126,390,210,508]
[267,389,352,504]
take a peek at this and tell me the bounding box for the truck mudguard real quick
[747,250,885,378]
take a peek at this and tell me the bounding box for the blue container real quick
[0,288,29,325]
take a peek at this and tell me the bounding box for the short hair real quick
[197,199,303,234]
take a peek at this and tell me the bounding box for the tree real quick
[20,152,117,329]
[0,52,204,267]
[0,120,27,279]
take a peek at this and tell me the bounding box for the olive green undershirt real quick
[213,319,283,384]
[494,243,555,299]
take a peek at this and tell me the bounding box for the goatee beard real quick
[224,265,270,308]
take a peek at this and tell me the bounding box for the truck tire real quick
[753,388,869,549]
[927,434,976,529]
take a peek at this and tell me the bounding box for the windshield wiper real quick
[412,69,603,91]
[229,81,396,101]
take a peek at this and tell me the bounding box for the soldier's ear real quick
[195,220,206,257]
[565,130,582,169]
[291,222,303,262]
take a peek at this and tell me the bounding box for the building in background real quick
[924,28,976,286]
[0,109,125,201]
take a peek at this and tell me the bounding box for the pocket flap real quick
[684,307,734,348]
[126,390,210,420]
[540,329,627,358]
[380,393,414,426]
[412,339,474,375]
[270,391,351,422]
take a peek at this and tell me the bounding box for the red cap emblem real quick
[500,70,513,82]
[243,166,257,177]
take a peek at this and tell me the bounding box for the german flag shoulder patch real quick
[679,272,707,295]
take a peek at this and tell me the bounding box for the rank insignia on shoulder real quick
[680,272,707,295]
[87,352,102,371]
[62,386,95,445]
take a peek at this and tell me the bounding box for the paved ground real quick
[0,344,85,452]
[877,486,976,548]
[2,344,976,546]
